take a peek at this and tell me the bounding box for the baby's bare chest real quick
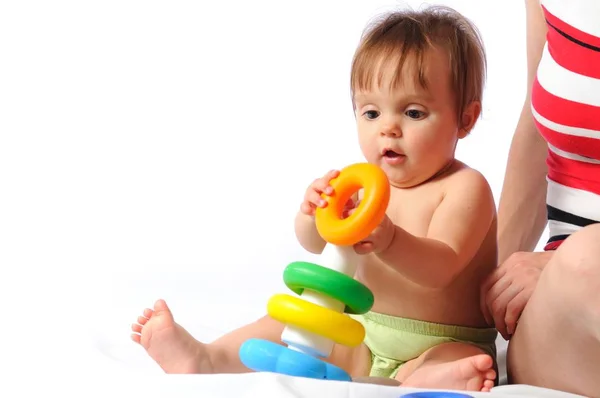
[384,188,443,237]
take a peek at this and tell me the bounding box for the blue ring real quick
[239,338,351,382]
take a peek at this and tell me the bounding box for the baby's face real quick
[353,48,465,188]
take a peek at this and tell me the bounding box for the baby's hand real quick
[300,169,341,217]
[352,214,395,255]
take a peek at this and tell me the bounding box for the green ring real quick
[283,261,374,315]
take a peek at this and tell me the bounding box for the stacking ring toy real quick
[283,261,374,314]
[239,339,352,381]
[267,293,365,346]
[239,163,390,382]
[315,163,390,246]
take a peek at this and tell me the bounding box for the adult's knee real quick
[554,224,600,279]
[550,224,600,309]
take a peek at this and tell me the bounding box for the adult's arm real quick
[497,0,549,264]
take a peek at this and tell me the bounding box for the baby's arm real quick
[294,211,327,254]
[377,169,496,288]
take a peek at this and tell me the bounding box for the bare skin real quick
[132,163,497,392]
[478,1,600,396]
[131,300,208,374]
[506,225,600,396]
[132,19,497,392]
[132,299,371,377]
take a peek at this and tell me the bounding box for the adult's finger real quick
[504,287,530,337]
[485,273,513,313]
[480,267,508,325]
[490,282,521,339]
[481,265,508,299]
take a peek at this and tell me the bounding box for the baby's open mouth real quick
[383,149,403,158]
[382,148,406,165]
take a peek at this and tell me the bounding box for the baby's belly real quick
[355,258,489,328]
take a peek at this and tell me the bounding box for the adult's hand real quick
[481,251,554,340]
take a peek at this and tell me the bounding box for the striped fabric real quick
[531,0,600,250]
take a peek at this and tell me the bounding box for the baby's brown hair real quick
[351,5,486,128]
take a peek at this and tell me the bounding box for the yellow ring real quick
[267,293,365,347]
[315,163,390,246]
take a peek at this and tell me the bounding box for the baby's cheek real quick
[357,138,378,160]
[410,136,435,155]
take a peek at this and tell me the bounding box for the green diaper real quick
[350,312,497,378]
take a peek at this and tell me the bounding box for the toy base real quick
[238,338,351,382]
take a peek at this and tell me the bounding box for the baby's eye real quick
[406,109,425,119]
[364,110,380,120]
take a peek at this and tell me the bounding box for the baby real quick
[131,5,498,392]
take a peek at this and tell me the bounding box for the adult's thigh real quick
[507,224,600,396]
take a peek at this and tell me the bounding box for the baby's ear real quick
[458,101,481,138]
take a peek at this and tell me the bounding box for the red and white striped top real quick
[531,0,600,250]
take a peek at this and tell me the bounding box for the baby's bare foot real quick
[131,299,213,374]
[402,354,496,392]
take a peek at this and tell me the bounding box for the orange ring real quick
[315,163,390,246]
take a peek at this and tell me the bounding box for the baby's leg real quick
[395,343,496,392]
[209,311,372,377]
[131,299,284,373]
[131,299,369,376]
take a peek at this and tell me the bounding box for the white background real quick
[0,0,546,384]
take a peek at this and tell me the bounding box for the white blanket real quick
[79,271,581,398]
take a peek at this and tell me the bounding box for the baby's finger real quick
[343,198,355,209]
[353,241,373,255]
[300,201,316,216]
[313,170,340,196]
[324,169,340,182]
[342,199,355,216]
[306,190,328,208]
[311,178,334,196]
[342,206,357,219]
